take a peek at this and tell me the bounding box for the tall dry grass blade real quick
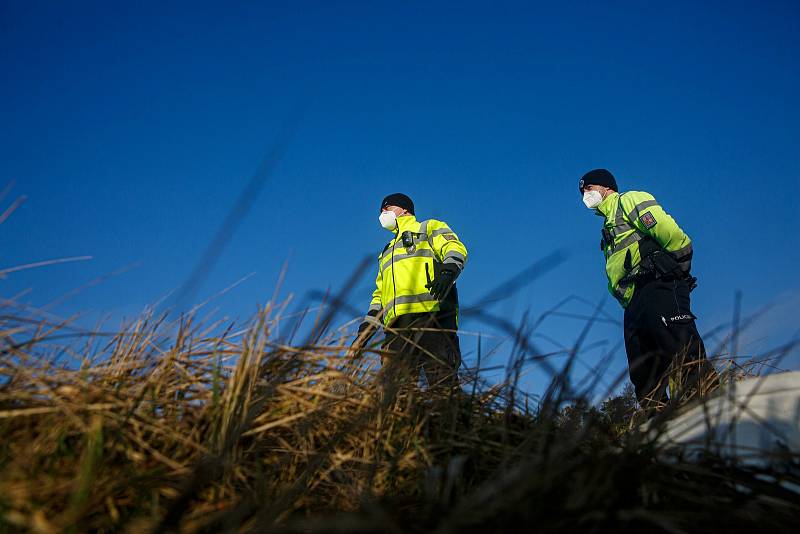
[0,256,92,278]
[0,195,26,225]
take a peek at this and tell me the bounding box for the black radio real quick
[401,231,415,251]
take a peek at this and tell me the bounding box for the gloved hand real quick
[426,264,460,300]
[352,309,379,350]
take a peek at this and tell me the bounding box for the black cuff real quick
[357,309,380,334]
[441,263,461,278]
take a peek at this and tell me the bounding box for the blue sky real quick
[2,1,798,396]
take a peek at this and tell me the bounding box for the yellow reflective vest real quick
[596,191,693,308]
[368,215,468,325]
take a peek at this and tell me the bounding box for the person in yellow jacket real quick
[579,169,714,408]
[355,193,467,392]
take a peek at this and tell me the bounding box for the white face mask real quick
[379,210,398,230]
[582,190,603,209]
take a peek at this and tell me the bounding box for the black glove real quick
[353,309,379,348]
[426,264,460,300]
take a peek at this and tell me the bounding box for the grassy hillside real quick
[1,303,798,533]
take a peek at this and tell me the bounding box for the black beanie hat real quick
[380,193,415,215]
[579,169,618,193]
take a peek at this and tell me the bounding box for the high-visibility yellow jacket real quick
[596,191,693,308]
[368,215,468,325]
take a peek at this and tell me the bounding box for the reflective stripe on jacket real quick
[596,191,693,308]
[368,215,468,325]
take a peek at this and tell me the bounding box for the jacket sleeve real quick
[354,261,383,338]
[356,258,384,337]
[427,220,468,272]
[623,192,693,273]
[368,261,383,314]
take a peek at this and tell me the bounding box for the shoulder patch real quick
[442,234,457,241]
[640,212,657,229]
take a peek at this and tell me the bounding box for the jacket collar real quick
[394,214,418,234]
[595,192,619,219]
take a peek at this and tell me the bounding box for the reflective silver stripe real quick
[380,239,415,262]
[384,292,437,314]
[613,222,634,234]
[380,249,435,273]
[443,251,466,266]
[615,194,626,223]
[613,211,626,233]
[613,194,628,228]
[614,209,626,226]
[616,194,658,230]
[380,225,436,262]
[368,302,382,312]
[609,195,632,239]
[429,227,454,238]
[630,199,658,221]
[670,243,693,259]
[611,231,643,254]
[380,241,401,262]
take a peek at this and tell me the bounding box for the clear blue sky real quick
[2,1,798,396]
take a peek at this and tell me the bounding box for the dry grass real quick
[0,304,509,532]
[1,299,799,534]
